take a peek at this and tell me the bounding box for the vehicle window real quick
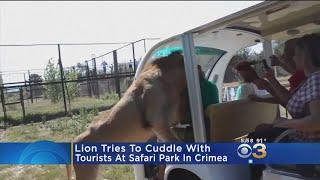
[151,45,226,77]
[221,41,292,118]
[222,43,267,102]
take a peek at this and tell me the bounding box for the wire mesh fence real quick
[0,38,159,128]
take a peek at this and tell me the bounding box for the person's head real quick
[234,61,259,83]
[282,38,299,70]
[294,34,320,75]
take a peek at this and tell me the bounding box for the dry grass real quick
[0,107,134,180]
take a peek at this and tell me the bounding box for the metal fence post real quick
[28,70,34,103]
[102,61,107,74]
[19,88,26,123]
[85,60,92,97]
[92,58,100,98]
[132,43,136,73]
[23,73,27,87]
[64,76,72,115]
[0,86,7,126]
[113,50,121,99]
[57,44,68,115]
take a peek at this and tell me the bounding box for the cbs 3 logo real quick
[237,143,267,159]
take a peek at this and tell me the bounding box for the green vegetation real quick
[44,59,62,103]
[0,96,118,126]
[0,108,134,180]
[65,69,80,101]
[0,58,120,126]
[1,108,96,142]
[102,92,119,101]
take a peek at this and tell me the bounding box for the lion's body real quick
[71,53,187,180]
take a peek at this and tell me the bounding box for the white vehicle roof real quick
[142,1,320,62]
[136,1,320,79]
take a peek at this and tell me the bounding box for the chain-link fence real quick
[0,38,159,128]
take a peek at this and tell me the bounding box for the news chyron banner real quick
[0,141,71,164]
[1,141,320,164]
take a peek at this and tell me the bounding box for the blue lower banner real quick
[1,141,320,164]
[0,141,71,164]
[73,143,320,165]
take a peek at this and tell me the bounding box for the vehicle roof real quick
[147,1,320,57]
[136,1,320,79]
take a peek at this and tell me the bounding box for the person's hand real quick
[265,68,276,81]
[238,70,258,82]
[269,55,281,66]
[253,78,269,90]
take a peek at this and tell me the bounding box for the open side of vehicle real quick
[134,1,320,179]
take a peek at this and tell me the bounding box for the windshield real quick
[151,45,226,75]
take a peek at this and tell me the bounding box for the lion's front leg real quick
[144,101,181,142]
[74,164,99,180]
[151,121,181,142]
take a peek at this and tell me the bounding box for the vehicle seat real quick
[205,99,278,142]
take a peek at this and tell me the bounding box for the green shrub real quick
[67,108,94,136]
[65,69,79,101]
[103,92,119,101]
[44,60,62,103]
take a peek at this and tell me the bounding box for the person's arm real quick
[265,69,291,105]
[277,61,295,74]
[270,55,295,74]
[274,100,320,132]
[252,78,286,106]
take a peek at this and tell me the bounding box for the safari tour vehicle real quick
[133,1,320,180]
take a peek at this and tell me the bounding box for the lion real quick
[67,52,188,180]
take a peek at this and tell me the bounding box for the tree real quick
[44,59,62,103]
[237,48,252,61]
[29,73,43,97]
[76,62,86,78]
[272,40,290,77]
[29,74,43,83]
[224,55,243,83]
[250,51,265,77]
[65,69,79,101]
[273,40,284,57]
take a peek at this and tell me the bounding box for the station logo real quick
[237,143,267,160]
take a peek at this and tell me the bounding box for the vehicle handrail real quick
[265,129,296,170]
[274,129,296,143]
